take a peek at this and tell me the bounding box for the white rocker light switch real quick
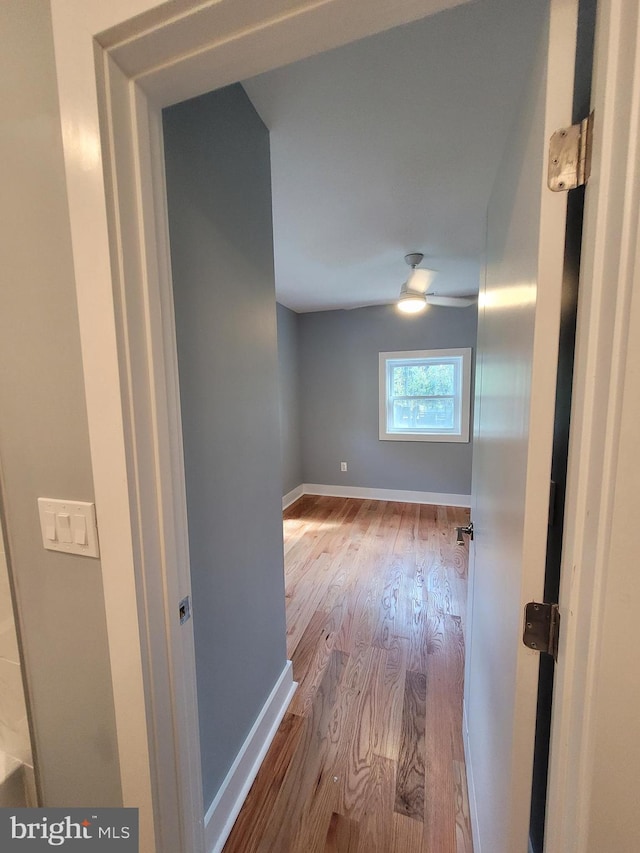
[44,511,56,541]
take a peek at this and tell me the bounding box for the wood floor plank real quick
[428,559,454,618]
[325,642,375,816]
[324,812,360,852]
[391,504,418,562]
[453,759,473,853]
[424,649,458,853]
[334,571,378,656]
[417,502,439,544]
[378,636,409,762]
[224,496,473,853]
[290,603,345,717]
[318,545,358,614]
[223,712,305,853]
[354,755,396,853]
[291,609,331,680]
[285,554,333,658]
[259,649,348,852]
[405,583,431,675]
[286,552,348,658]
[445,614,466,745]
[372,561,404,649]
[289,764,340,853]
[395,670,427,821]
[339,646,388,820]
[391,813,425,853]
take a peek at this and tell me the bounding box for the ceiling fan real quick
[398,252,476,313]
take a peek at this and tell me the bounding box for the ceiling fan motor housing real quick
[404,252,424,268]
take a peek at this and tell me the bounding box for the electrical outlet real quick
[340,462,348,472]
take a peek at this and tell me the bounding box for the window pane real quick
[392,365,407,396]
[423,362,455,395]
[391,361,455,397]
[392,397,455,430]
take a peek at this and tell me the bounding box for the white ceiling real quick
[242,0,545,313]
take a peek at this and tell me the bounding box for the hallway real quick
[224,496,473,852]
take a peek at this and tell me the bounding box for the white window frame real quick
[379,348,472,443]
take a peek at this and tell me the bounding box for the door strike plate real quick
[179,595,192,625]
[523,602,560,662]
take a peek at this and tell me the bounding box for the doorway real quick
[159,2,557,849]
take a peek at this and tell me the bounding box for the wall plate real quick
[37,498,100,558]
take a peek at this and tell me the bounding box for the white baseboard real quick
[463,702,481,853]
[302,483,471,508]
[282,484,304,509]
[204,661,297,853]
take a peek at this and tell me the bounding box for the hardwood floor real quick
[224,496,473,853]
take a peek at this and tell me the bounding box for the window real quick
[379,348,472,442]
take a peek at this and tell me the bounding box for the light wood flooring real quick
[224,495,473,853]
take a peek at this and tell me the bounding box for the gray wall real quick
[276,304,303,495]
[0,0,121,806]
[298,304,477,495]
[163,85,288,808]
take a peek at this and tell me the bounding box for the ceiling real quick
[242,0,545,313]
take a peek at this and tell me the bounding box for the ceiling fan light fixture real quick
[397,285,428,314]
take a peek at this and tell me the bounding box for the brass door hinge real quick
[548,111,594,191]
[523,602,560,662]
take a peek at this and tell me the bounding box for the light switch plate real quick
[37,498,100,558]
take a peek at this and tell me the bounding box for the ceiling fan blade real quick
[425,294,476,308]
[407,268,436,293]
[344,298,393,310]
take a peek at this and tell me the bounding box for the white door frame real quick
[48,0,640,851]
[546,1,640,849]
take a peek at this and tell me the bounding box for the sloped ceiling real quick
[242,0,546,312]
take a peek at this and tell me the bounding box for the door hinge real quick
[523,602,560,662]
[548,111,594,192]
